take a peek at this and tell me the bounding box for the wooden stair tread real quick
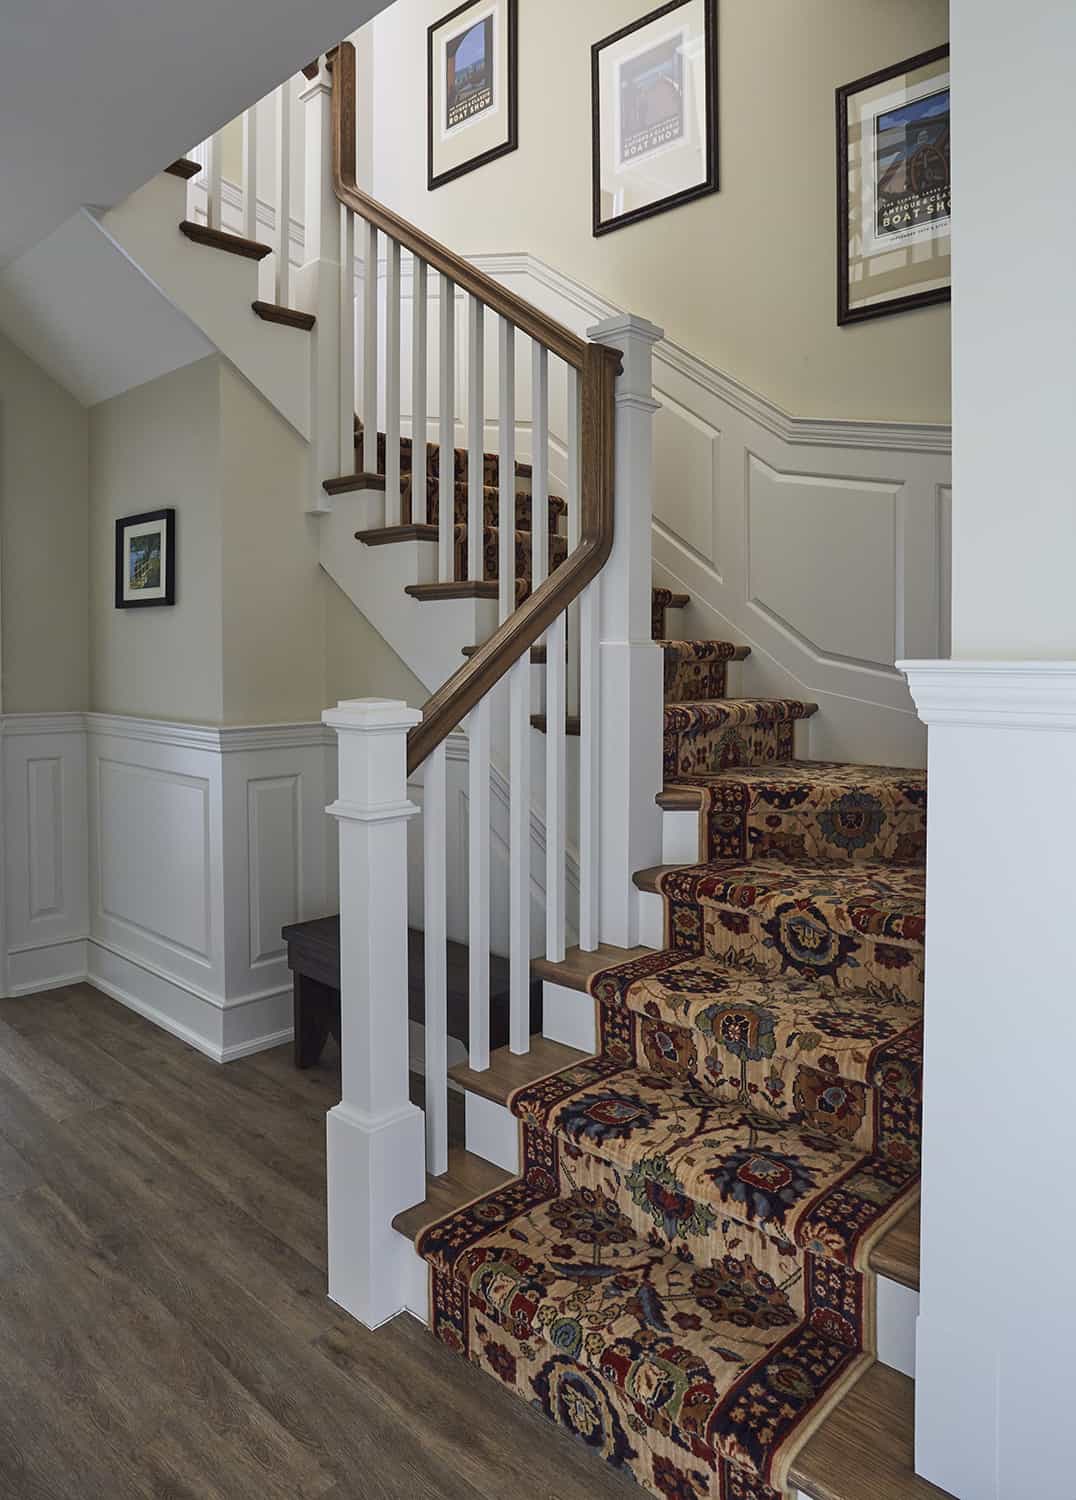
[657,786,705,811]
[448,1038,588,1106]
[179,220,272,261]
[530,714,581,736]
[356,524,439,545]
[869,1203,920,1290]
[165,158,201,180]
[533,942,656,993]
[406,581,499,601]
[791,1363,952,1499]
[464,643,547,664]
[251,300,316,331]
[323,471,387,495]
[393,1148,513,1242]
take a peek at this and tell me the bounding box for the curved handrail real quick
[329,41,619,776]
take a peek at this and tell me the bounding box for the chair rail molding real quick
[0,712,338,1062]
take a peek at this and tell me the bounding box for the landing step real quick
[356,524,438,546]
[179,219,272,261]
[392,1147,512,1242]
[165,158,201,180]
[323,471,386,496]
[791,1364,952,1499]
[448,1037,588,1107]
[251,300,316,331]
[406,581,499,601]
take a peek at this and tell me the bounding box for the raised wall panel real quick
[27,758,64,920]
[747,455,901,670]
[247,774,301,968]
[653,390,721,573]
[97,758,212,961]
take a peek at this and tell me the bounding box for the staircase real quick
[84,39,935,1500]
[396,583,927,1499]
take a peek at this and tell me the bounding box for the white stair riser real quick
[464,1093,519,1175]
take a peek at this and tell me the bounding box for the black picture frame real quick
[115,508,176,610]
[427,0,519,191]
[592,0,719,238]
[837,44,951,326]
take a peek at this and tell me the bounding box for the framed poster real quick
[115,509,176,609]
[592,0,718,237]
[837,45,950,325]
[428,0,518,190]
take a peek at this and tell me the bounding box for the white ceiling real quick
[0,0,393,268]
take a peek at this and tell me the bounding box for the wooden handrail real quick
[328,41,620,777]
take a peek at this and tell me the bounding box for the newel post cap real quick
[587,313,665,347]
[322,698,424,734]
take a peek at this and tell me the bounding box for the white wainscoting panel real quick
[1,713,336,1062]
[2,714,89,995]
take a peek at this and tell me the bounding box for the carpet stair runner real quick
[410,588,927,1497]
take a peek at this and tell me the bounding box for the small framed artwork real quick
[592,0,718,238]
[837,45,950,325]
[115,509,176,609]
[428,0,518,190]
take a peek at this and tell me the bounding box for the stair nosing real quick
[251,299,316,331]
[323,472,387,495]
[178,219,273,261]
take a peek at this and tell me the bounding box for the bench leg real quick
[293,974,335,1068]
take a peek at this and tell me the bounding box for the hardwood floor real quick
[0,982,638,1500]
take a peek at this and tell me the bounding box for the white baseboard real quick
[6,937,89,996]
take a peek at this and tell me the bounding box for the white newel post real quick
[298,58,342,514]
[323,700,425,1329]
[587,315,664,949]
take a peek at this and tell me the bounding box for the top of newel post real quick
[322,699,424,733]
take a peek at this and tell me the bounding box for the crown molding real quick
[899,660,1076,729]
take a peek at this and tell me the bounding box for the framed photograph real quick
[428,0,518,190]
[837,45,950,325]
[115,509,175,609]
[592,0,718,238]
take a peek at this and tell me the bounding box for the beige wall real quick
[0,332,90,713]
[90,355,425,725]
[366,0,950,424]
[90,357,225,722]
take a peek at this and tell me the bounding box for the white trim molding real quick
[1,712,338,1062]
[900,659,1076,729]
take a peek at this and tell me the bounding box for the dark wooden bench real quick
[282,916,543,1068]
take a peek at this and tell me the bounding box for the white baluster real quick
[545,611,568,963]
[468,696,491,1071]
[385,239,402,527]
[275,81,292,306]
[242,105,258,241]
[467,297,485,582]
[205,132,223,230]
[531,344,550,591]
[411,259,429,524]
[498,320,516,623]
[362,220,379,476]
[579,575,602,951]
[565,364,582,713]
[509,655,531,1054]
[323,698,425,1330]
[438,275,456,581]
[339,207,356,472]
[423,742,449,1177]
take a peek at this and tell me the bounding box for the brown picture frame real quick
[592,0,719,238]
[427,0,518,191]
[837,44,951,326]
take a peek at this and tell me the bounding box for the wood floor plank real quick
[0,1016,103,1121]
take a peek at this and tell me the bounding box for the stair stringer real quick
[95,172,313,439]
